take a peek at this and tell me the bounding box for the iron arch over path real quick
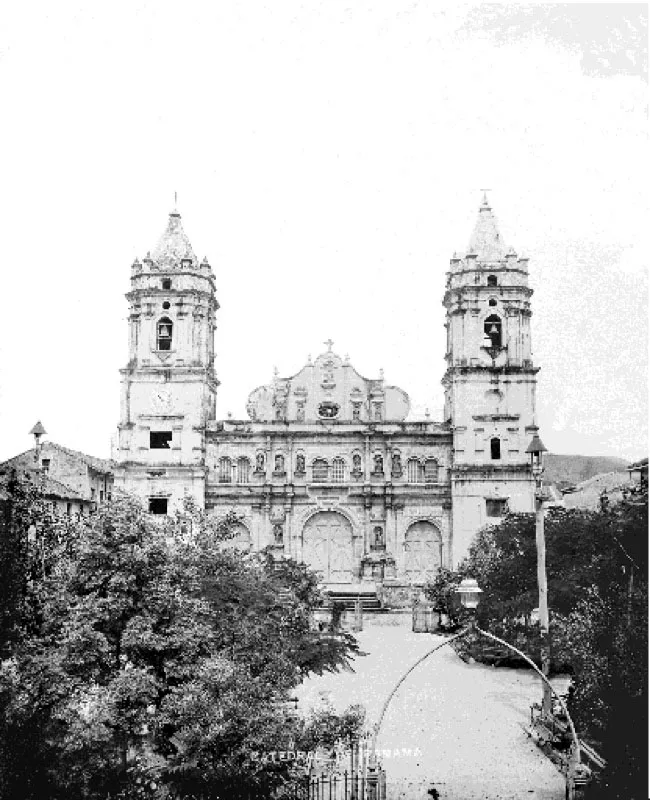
[302,511,354,582]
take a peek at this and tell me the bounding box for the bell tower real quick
[443,195,538,564]
[113,208,219,512]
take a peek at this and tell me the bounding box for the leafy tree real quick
[423,568,464,628]
[459,490,648,798]
[0,490,361,800]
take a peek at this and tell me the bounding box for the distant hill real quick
[545,454,629,489]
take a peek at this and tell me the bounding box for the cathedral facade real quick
[113,197,539,600]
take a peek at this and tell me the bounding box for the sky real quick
[0,2,647,463]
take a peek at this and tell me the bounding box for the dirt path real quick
[296,616,565,799]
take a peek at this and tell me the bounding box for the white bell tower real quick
[443,195,538,564]
[113,208,219,512]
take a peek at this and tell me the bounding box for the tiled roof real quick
[47,443,112,474]
[0,442,112,475]
[0,470,85,501]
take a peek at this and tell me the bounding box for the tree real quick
[460,491,648,798]
[423,568,464,628]
[0,490,361,799]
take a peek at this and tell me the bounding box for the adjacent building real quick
[0,422,113,516]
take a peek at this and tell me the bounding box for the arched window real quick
[332,457,345,483]
[484,314,502,348]
[490,438,501,460]
[487,274,498,287]
[219,456,232,483]
[407,458,423,483]
[237,457,250,484]
[157,317,173,351]
[312,459,329,483]
[424,458,439,483]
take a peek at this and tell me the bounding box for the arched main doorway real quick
[302,511,354,582]
[223,521,251,551]
[403,521,442,583]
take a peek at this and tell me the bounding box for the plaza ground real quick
[296,613,566,800]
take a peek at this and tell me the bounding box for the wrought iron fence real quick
[305,769,386,799]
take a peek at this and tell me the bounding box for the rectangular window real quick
[41,458,50,473]
[100,490,104,502]
[66,502,72,516]
[486,499,508,517]
[149,497,168,515]
[150,431,172,449]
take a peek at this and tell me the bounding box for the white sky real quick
[0,2,647,463]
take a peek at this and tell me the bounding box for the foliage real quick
[0,488,362,800]
[459,491,648,798]
[297,699,365,752]
[423,568,464,626]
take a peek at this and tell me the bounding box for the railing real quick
[306,769,386,799]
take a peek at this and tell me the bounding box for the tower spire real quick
[467,192,506,261]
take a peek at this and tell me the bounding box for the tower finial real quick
[480,189,491,208]
[174,191,178,212]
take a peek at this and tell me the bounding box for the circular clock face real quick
[151,389,172,412]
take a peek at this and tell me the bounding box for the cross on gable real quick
[323,338,334,352]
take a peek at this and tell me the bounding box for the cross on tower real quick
[324,339,334,352]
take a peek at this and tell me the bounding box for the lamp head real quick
[456,578,483,611]
[526,434,548,477]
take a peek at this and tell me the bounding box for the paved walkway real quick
[296,616,565,799]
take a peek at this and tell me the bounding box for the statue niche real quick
[273,524,284,545]
[352,453,362,476]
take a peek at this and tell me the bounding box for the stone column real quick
[283,502,292,559]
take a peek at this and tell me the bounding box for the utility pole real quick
[528,434,552,716]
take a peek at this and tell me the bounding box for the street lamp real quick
[456,577,483,612]
[526,433,552,717]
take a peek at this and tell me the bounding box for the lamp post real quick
[526,433,552,717]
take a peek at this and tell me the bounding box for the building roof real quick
[627,457,648,470]
[0,469,86,501]
[561,471,632,511]
[151,210,199,270]
[0,441,112,476]
[467,194,509,262]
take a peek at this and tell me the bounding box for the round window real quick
[318,401,340,419]
[162,301,171,310]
